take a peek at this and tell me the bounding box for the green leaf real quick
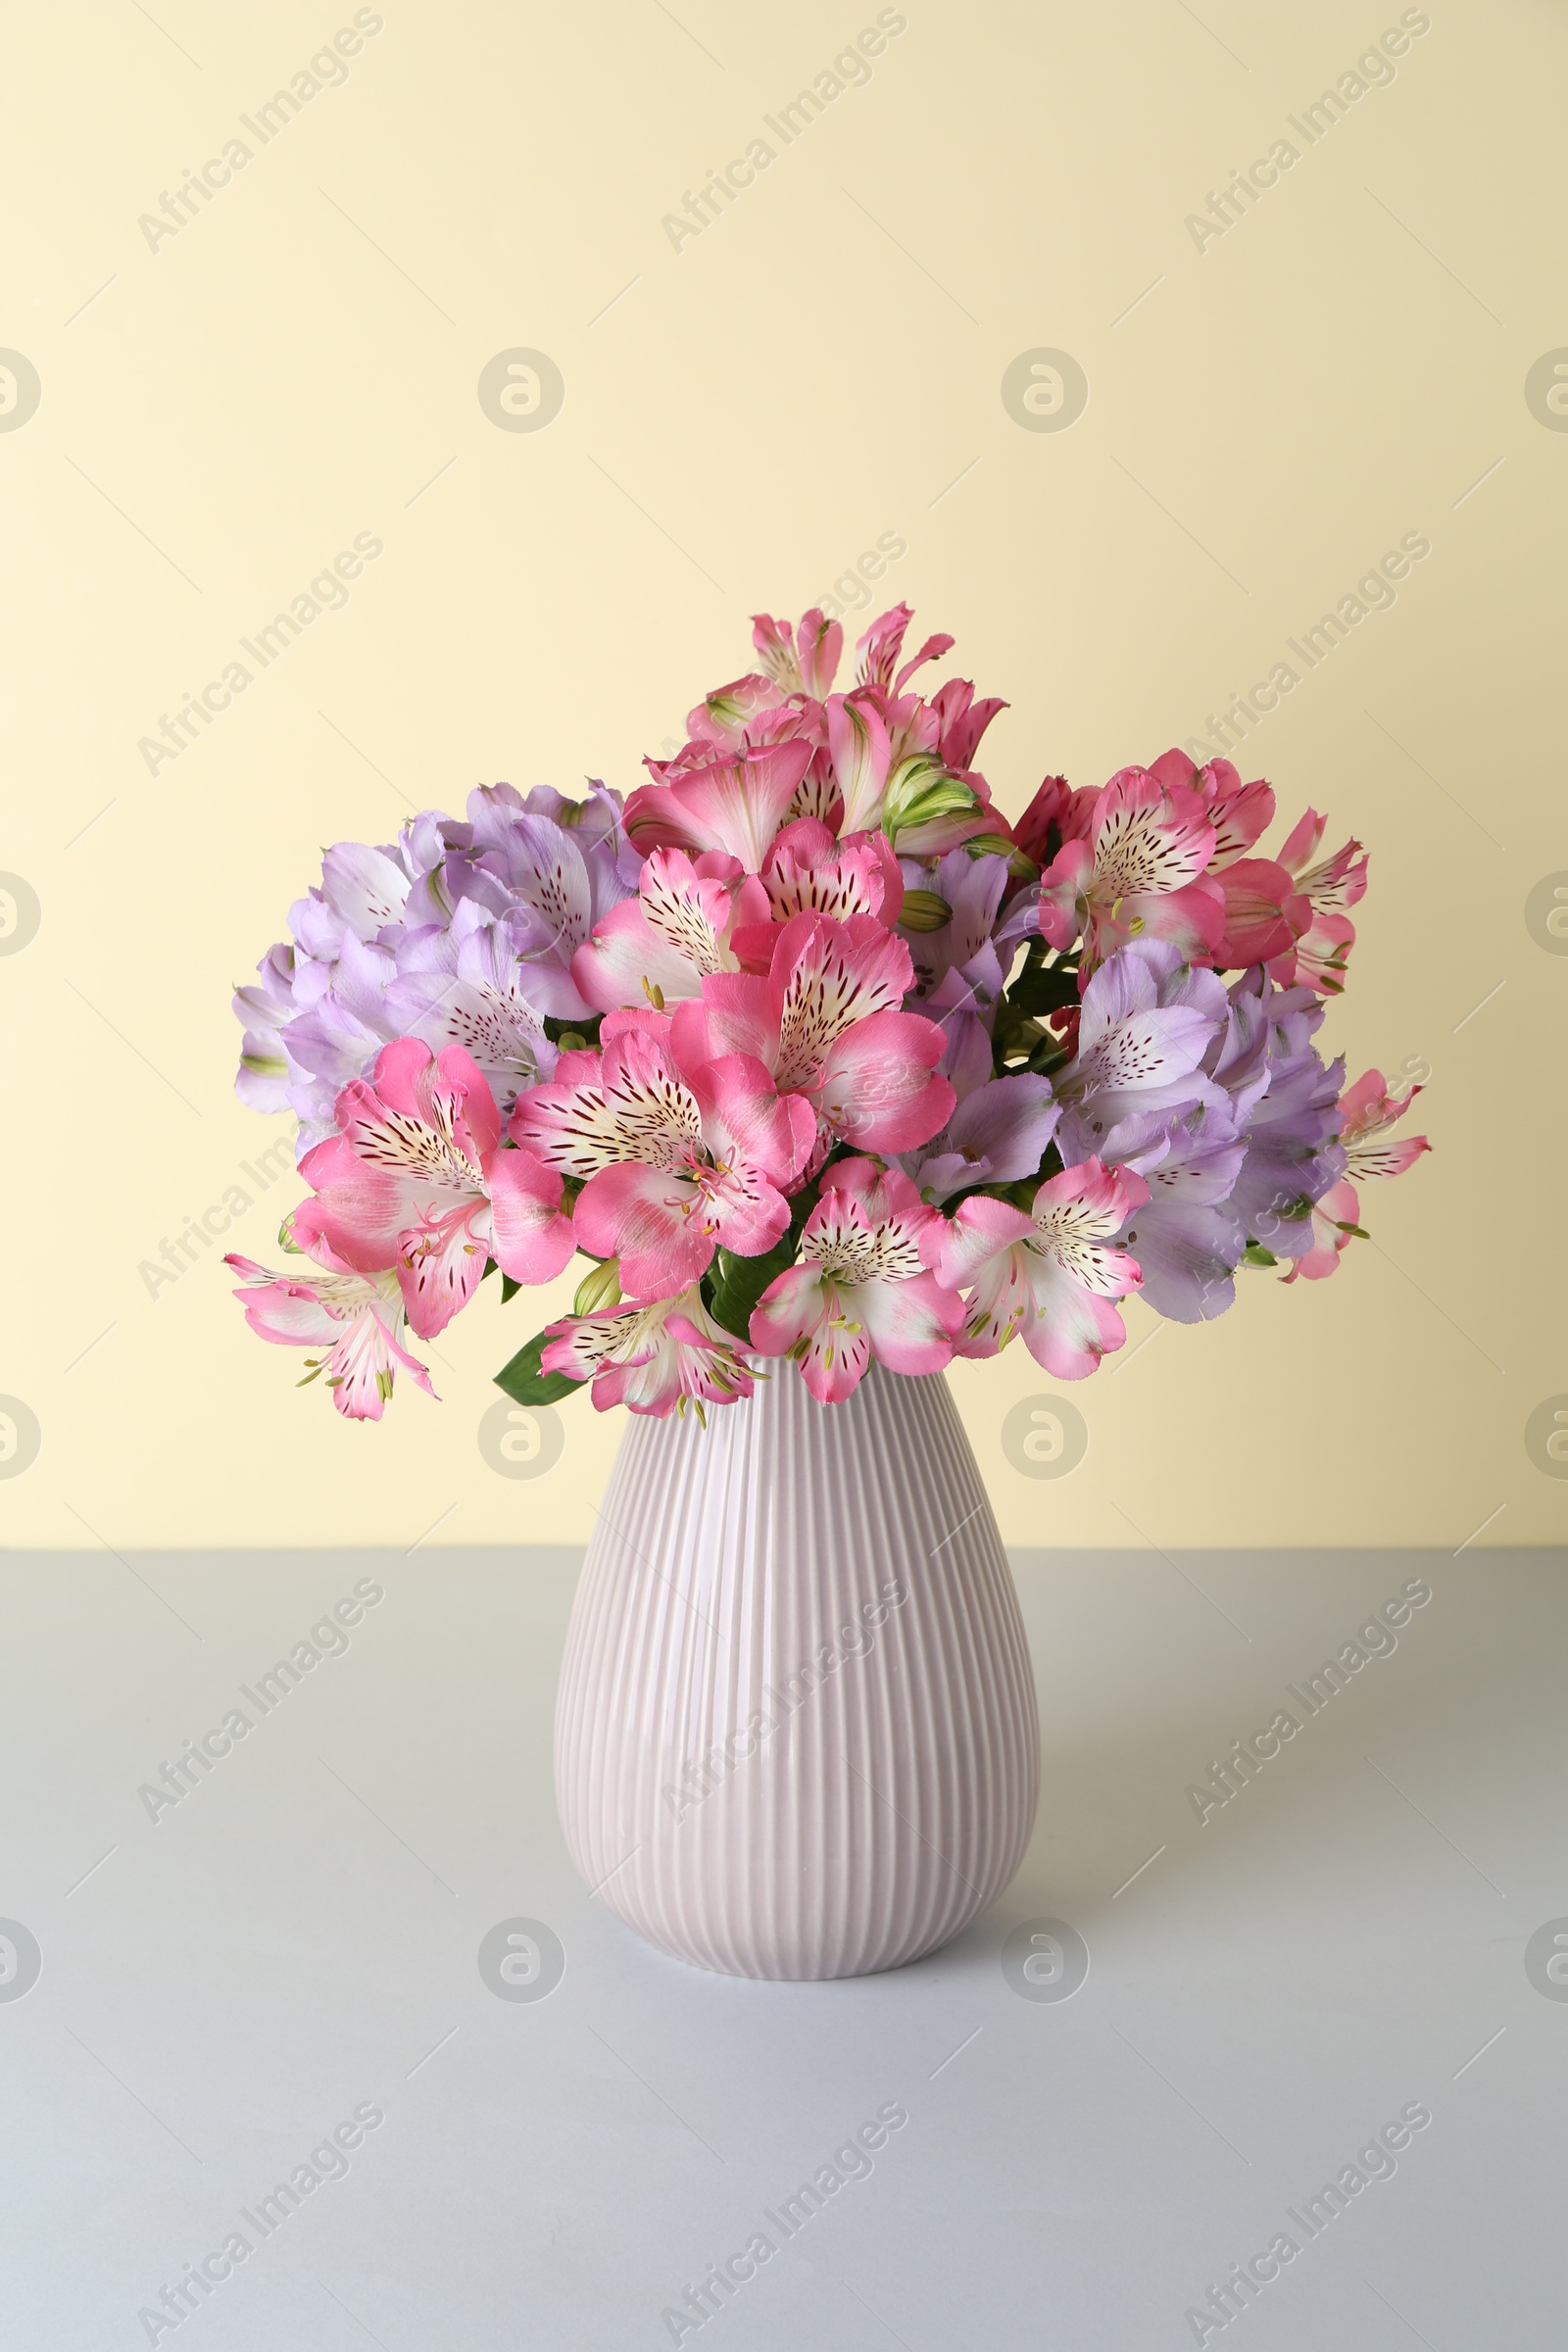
[499,1274,522,1303]
[494,1330,583,1406]
[1241,1243,1279,1269]
[1006,957,1081,1016]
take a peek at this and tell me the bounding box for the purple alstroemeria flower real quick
[384,903,561,1117]
[899,847,1013,999]
[1093,1101,1249,1322]
[233,785,637,1154]
[922,944,1007,1099]
[1212,968,1347,1259]
[898,1071,1061,1204]
[1053,938,1229,1163]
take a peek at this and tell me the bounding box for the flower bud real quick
[573,1258,622,1314]
[899,891,952,932]
[965,833,1039,881]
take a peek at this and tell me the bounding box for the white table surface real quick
[3,1543,1563,2350]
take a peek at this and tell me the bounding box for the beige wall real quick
[3,0,1562,1551]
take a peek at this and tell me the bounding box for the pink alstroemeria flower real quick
[292,1039,576,1338]
[854,603,955,695]
[1285,1067,1430,1281]
[671,910,956,1156]
[684,671,792,749]
[511,1018,815,1300]
[571,847,770,1012]
[622,738,816,870]
[749,1158,963,1403]
[938,1157,1149,1378]
[724,816,905,970]
[543,1286,755,1417]
[1148,750,1276,867]
[752,607,845,700]
[1038,765,1225,975]
[1211,858,1312,967]
[1267,809,1368,994]
[224,1247,435,1421]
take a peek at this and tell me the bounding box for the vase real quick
[554,1360,1040,1981]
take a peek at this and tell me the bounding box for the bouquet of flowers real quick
[228,603,1428,1421]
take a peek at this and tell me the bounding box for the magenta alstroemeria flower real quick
[292,1040,575,1338]
[1038,765,1224,974]
[224,1246,435,1421]
[572,847,770,1012]
[938,1158,1149,1378]
[511,1018,815,1300]
[672,910,956,1156]
[543,1286,755,1417]
[749,1158,963,1403]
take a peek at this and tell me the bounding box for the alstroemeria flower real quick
[752,607,844,700]
[685,671,791,748]
[938,1158,1149,1378]
[225,1246,435,1421]
[622,738,816,869]
[1091,1102,1248,1323]
[898,844,1013,999]
[749,1158,963,1403]
[511,1019,815,1300]
[543,1286,755,1417]
[1211,858,1312,967]
[764,815,903,916]
[1053,939,1229,1162]
[1284,1067,1431,1282]
[1268,809,1368,993]
[292,1039,576,1337]
[383,901,560,1115]
[572,848,770,1012]
[898,1071,1061,1204]
[1038,765,1224,973]
[1211,969,1348,1261]
[921,947,1008,1101]
[671,910,955,1156]
[854,603,955,694]
[929,676,1007,773]
[1011,772,1099,871]
[235,786,636,1152]
[1148,750,1276,867]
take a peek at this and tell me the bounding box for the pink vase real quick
[554,1361,1039,1980]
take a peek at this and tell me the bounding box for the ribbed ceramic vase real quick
[554,1362,1040,1981]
